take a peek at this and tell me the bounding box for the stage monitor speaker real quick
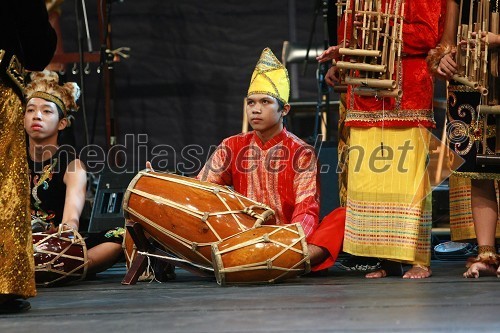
[317,143,340,219]
[88,171,135,233]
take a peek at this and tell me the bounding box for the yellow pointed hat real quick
[247,48,290,104]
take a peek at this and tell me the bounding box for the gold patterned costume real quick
[0,0,56,304]
[0,78,36,298]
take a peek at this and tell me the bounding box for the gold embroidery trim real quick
[346,108,435,123]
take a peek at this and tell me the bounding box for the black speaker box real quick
[317,143,340,219]
[88,171,135,233]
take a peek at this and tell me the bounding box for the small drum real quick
[211,223,311,285]
[123,171,275,268]
[33,229,88,287]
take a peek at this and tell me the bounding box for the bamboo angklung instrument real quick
[334,0,404,98]
[472,0,500,164]
[454,0,490,95]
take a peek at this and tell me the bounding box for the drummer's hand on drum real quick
[437,51,457,80]
[146,161,154,171]
[55,222,78,234]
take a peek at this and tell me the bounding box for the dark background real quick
[57,0,338,176]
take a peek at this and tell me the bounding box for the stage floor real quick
[2,260,499,332]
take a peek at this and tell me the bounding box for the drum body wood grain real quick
[211,223,311,285]
[123,171,275,268]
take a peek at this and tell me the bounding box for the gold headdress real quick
[25,70,80,125]
[247,48,290,104]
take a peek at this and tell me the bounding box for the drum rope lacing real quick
[138,172,275,227]
[125,206,213,265]
[136,251,214,272]
[124,172,275,249]
[124,171,279,270]
[33,225,88,286]
[213,224,310,279]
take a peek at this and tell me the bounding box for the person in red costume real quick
[317,0,447,279]
[431,0,500,279]
[198,48,346,272]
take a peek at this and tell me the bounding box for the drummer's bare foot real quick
[308,244,329,266]
[463,261,497,278]
[365,269,387,278]
[403,265,432,279]
[365,260,403,278]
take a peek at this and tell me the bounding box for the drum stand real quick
[121,222,213,285]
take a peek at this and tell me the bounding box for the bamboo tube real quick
[398,2,404,59]
[365,0,374,49]
[380,1,391,68]
[345,76,396,89]
[459,25,468,71]
[361,0,369,48]
[478,105,500,114]
[478,86,489,95]
[375,0,382,52]
[456,0,464,67]
[452,74,479,89]
[465,2,474,78]
[339,48,381,57]
[490,11,499,104]
[336,61,386,72]
[491,13,499,77]
[353,87,402,98]
[387,0,401,77]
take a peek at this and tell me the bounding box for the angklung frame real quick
[333,0,405,98]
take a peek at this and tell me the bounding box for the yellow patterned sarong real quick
[449,175,500,241]
[0,80,36,298]
[344,126,433,266]
[337,93,349,207]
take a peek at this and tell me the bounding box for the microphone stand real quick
[75,0,92,147]
[306,0,330,141]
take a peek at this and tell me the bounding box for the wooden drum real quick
[123,171,275,268]
[211,223,311,285]
[33,229,88,287]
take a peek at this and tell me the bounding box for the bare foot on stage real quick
[403,265,432,279]
[365,260,403,278]
[365,269,388,278]
[463,262,497,278]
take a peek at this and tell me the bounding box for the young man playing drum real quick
[24,71,124,283]
[198,48,346,273]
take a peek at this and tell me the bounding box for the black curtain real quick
[59,0,330,175]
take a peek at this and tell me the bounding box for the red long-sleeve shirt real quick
[198,128,320,239]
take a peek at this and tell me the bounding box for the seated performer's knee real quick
[87,242,123,275]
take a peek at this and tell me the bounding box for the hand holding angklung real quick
[437,51,458,80]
